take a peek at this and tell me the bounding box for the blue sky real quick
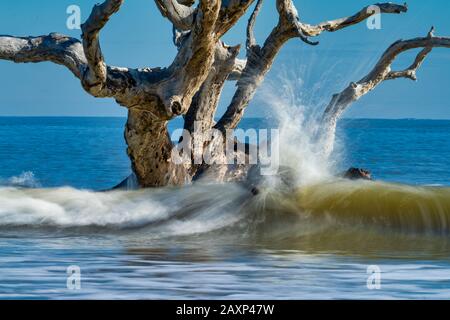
[0,0,449,119]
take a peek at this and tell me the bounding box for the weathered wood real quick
[0,33,86,78]
[125,108,189,187]
[301,3,408,36]
[81,0,124,95]
[154,0,196,31]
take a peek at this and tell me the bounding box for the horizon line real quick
[1,115,450,121]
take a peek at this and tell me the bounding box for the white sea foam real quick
[0,187,171,228]
[0,183,248,232]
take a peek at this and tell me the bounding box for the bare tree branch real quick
[385,27,435,81]
[0,33,86,78]
[0,33,161,110]
[275,0,318,46]
[216,0,256,37]
[385,47,432,80]
[184,42,242,134]
[154,0,196,31]
[81,0,124,94]
[301,3,408,37]
[246,0,264,50]
[321,27,450,156]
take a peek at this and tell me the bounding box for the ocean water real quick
[1,117,450,299]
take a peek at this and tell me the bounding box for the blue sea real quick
[1,116,450,299]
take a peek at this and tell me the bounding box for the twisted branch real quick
[321,27,450,156]
[81,0,124,94]
[301,3,408,37]
[0,33,86,79]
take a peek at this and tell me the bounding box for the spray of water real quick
[1,171,41,188]
[257,67,341,186]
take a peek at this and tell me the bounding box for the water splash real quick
[257,68,340,185]
[1,172,41,188]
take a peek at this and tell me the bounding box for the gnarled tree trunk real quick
[125,109,189,187]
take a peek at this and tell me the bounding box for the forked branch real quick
[246,0,264,50]
[321,27,450,156]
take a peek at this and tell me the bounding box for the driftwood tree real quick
[0,1,448,188]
